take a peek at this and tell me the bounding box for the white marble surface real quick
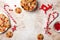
[0,0,60,40]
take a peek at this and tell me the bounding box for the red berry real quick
[54,21,60,31]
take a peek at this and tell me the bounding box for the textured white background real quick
[0,0,60,40]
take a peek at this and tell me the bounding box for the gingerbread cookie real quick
[6,31,13,38]
[37,34,44,40]
[15,7,22,14]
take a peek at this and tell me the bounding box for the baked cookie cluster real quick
[21,0,37,11]
[0,14,10,33]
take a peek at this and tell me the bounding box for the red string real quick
[45,11,59,35]
[4,4,17,24]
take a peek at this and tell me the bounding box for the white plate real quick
[0,7,10,34]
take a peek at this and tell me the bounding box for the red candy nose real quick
[54,21,60,31]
